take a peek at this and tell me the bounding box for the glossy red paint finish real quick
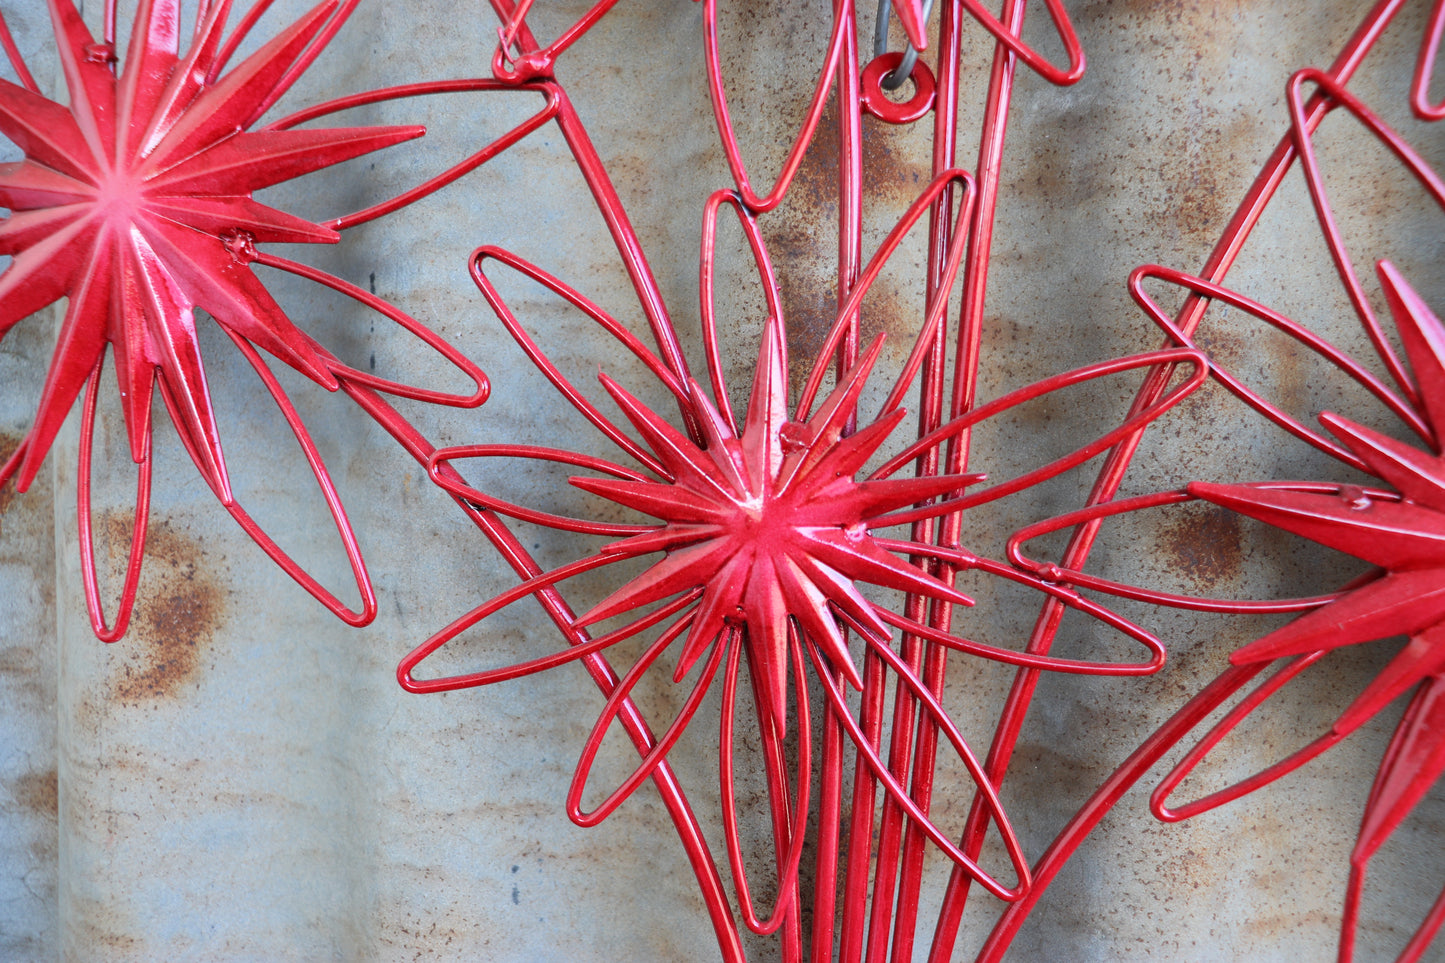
[0,0,490,639]
[392,0,1207,954]
[860,52,936,124]
[991,5,1445,961]
[1164,264,1445,961]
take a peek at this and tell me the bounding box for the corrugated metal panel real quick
[1,0,1441,959]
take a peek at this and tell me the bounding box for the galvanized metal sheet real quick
[1,0,1442,959]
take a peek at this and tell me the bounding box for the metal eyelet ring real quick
[860,52,935,124]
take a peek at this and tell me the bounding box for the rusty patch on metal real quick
[103,512,225,702]
[860,117,932,218]
[859,116,933,352]
[767,102,840,382]
[71,916,142,954]
[1154,111,1259,250]
[767,101,933,389]
[1172,159,1224,239]
[10,767,58,816]
[1160,504,1242,586]
[0,432,21,526]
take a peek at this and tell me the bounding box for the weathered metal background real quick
[2,0,1442,959]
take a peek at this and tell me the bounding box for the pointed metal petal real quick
[145,0,338,165]
[570,475,727,524]
[1321,412,1445,514]
[46,0,115,168]
[741,555,790,736]
[148,125,424,196]
[1351,669,1445,863]
[0,204,89,256]
[139,0,236,155]
[139,215,336,388]
[109,236,158,463]
[116,0,181,158]
[687,378,748,494]
[15,231,113,489]
[0,216,91,335]
[1335,627,1445,737]
[793,407,908,493]
[147,195,338,245]
[893,0,929,50]
[0,160,93,210]
[597,371,732,496]
[740,313,789,492]
[801,528,972,607]
[1379,261,1445,443]
[127,225,232,500]
[674,556,747,681]
[780,333,886,489]
[575,537,739,628]
[1191,481,1445,572]
[1232,568,1445,664]
[598,523,724,558]
[788,549,889,650]
[0,81,98,182]
[775,553,859,692]
[802,472,977,528]
[802,333,885,446]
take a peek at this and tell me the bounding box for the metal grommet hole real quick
[861,52,935,124]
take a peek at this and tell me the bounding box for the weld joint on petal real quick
[222,229,258,265]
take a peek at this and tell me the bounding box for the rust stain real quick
[1173,157,1223,239]
[1149,99,1258,249]
[71,915,142,954]
[1196,320,1312,433]
[1066,1,1269,256]
[1242,901,1337,942]
[11,767,58,816]
[765,101,840,383]
[857,110,932,356]
[859,113,931,210]
[1111,0,1260,27]
[1188,106,1260,235]
[763,99,937,390]
[100,512,225,702]
[0,649,33,676]
[0,431,21,525]
[1160,504,1242,587]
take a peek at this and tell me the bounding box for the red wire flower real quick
[1166,262,1445,963]
[1005,64,1445,962]
[0,0,490,639]
[398,175,1204,932]
[1188,267,1445,715]
[569,318,980,739]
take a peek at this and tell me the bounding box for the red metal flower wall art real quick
[7,0,1436,958]
[985,10,1445,960]
[380,0,1226,959]
[0,0,494,640]
[398,172,1206,945]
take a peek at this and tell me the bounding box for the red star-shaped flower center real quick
[572,315,976,733]
[0,0,420,496]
